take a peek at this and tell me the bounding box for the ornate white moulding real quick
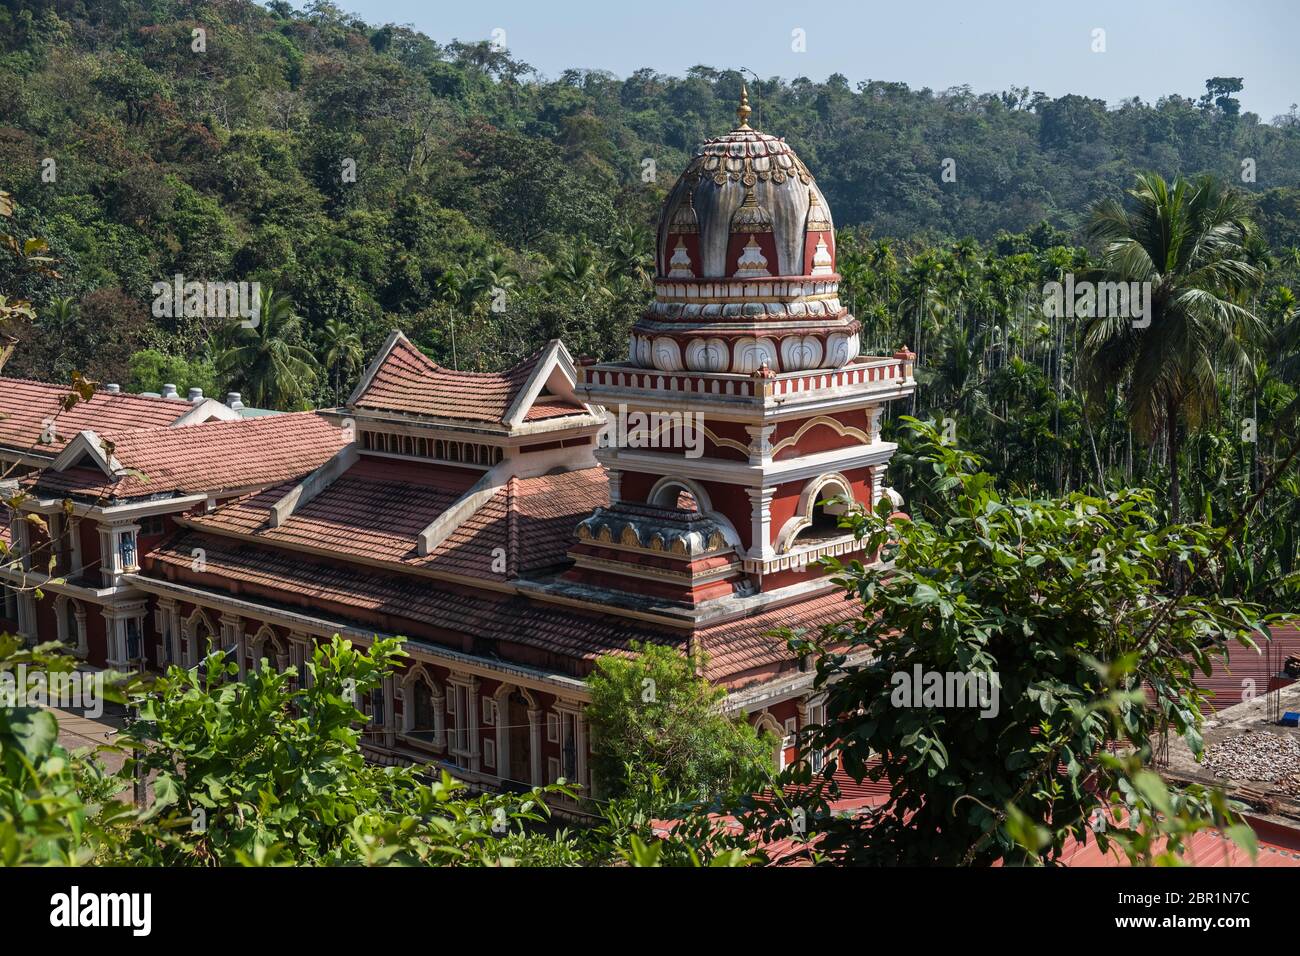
[742,533,866,575]
[653,276,841,302]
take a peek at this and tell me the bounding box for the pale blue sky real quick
[326,0,1299,121]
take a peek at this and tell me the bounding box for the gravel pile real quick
[1283,773,1300,799]
[1203,731,1300,783]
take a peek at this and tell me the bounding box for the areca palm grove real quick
[833,177,1300,605]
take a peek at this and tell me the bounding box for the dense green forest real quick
[2,0,1299,601]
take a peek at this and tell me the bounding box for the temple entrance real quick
[507,691,532,787]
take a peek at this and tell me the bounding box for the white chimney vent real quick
[161,383,179,399]
[188,387,204,403]
[226,392,244,410]
[105,384,121,394]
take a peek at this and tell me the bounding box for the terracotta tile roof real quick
[434,469,610,578]
[696,588,858,681]
[141,519,842,680]
[523,401,586,421]
[188,457,476,562]
[186,460,607,581]
[351,336,544,424]
[34,413,347,501]
[0,377,187,455]
[144,530,684,672]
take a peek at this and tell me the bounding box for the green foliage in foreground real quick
[0,634,750,866]
[120,638,576,866]
[585,640,778,803]
[755,420,1267,865]
[1,636,579,865]
[0,635,136,865]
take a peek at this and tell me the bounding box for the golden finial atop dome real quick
[736,82,752,128]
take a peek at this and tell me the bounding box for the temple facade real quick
[1,94,915,811]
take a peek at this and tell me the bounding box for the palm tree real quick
[320,317,363,406]
[899,252,945,412]
[213,286,319,410]
[543,245,608,305]
[1079,172,1264,525]
[604,224,652,288]
[433,265,477,368]
[38,296,77,376]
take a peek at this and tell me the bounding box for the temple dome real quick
[654,108,834,280]
[633,86,858,375]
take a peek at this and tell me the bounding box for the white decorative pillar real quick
[69,516,83,576]
[73,605,87,658]
[746,487,777,561]
[101,606,125,667]
[219,612,245,678]
[289,632,312,688]
[606,469,623,503]
[527,708,543,787]
[494,690,508,783]
[575,708,589,795]
[155,597,178,665]
[12,516,31,572]
[867,405,885,443]
[381,674,396,748]
[47,513,62,574]
[467,676,481,772]
[16,592,37,645]
[432,686,446,751]
[745,424,777,465]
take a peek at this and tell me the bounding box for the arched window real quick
[411,679,438,743]
[647,477,709,512]
[400,666,444,749]
[777,473,856,552]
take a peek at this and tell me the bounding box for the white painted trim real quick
[503,340,577,427]
[600,441,898,486]
[417,461,509,557]
[50,430,123,477]
[270,442,358,528]
[169,399,241,426]
[346,329,407,407]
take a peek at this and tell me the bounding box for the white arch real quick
[54,595,87,657]
[249,623,288,671]
[647,475,714,511]
[645,476,745,552]
[775,472,857,553]
[184,607,218,666]
[400,663,445,747]
[751,711,788,770]
[494,683,542,788]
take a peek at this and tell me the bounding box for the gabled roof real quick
[347,332,591,428]
[33,413,348,501]
[179,457,608,580]
[0,377,239,457]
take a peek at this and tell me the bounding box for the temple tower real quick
[573,87,915,607]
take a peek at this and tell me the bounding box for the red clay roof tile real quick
[34,413,346,500]
[352,337,544,424]
[0,377,188,455]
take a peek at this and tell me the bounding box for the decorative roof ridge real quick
[95,409,322,446]
[416,461,510,557]
[505,474,520,579]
